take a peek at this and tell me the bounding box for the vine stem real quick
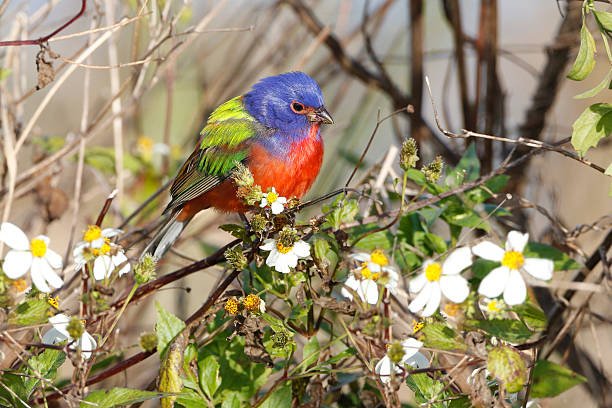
[99,283,139,348]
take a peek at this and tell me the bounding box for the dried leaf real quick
[313,296,355,315]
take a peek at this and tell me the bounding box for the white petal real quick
[277,197,287,204]
[522,258,553,281]
[38,259,63,289]
[260,239,275,251]
[282,252,299,269]
[292,241,311,258]
[79,331,97,359]
[439,275,469,303]
[384,268,399,293]
[408,282,432,314]
[34,235,50,245]
[260,198,268,208]
[42,327,68,345]
[0,223,30,250]
[360,280,379,305]
[506,231,528,253]
[340,286,354,301]
[478,266,510,298]
[422,283,442,317]
[503,269,527,305]
[49,313,70,327]
[442,247,472,275]
[401,338,424,357]
[44,249,63,269]
[349,253,370,263]
[409,272,427,294]
[114,253,131,276]
[2,250,32,278]
[31,258,51,293]
[404,352,429,369]
[271,201,284,214]
[101,228,122,238]
[93,256,112,280]
[375,356,393,384]
[265,250,281,267]
[472,241,505,261]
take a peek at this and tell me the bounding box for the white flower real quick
[0,222,63,293]
[473,231,553,306]
[408,247,472,316]
[73,225,130,280]
[260,187,288,215]
[375,338,429,384]
[42,314,97,359]
[341,250,399,305]
[260,237,310,273]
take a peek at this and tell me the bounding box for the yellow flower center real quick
[266,191,278,203]
[91,240,112,257]
[361,266,380,281]
[487,300,500,312]
[224,298,239,315]
[12,278,27,293]
[243,294,261,311]
[425,263,442,282]
[444,303,458,316]
[370,249,388,266]
[276,242,293,254]
[30,239,47,257]
[502,251,524,270]
[84,225,102,242]
[137,136,153,152]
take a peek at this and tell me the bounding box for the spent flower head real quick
[139,333,158,352]
[233,162,263,206]
[423,156,444,183]
[400,138,419,170]
[134,253,157,284]
[224,246,248,270]
[250,214,268,233]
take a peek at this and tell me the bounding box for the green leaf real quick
[445,143,480,187]
[323,197,358,229]
[258,384,291,408]
[175,390,208,408]
[465,319,534,343]
[198,355,221,399]
[219,224,248,240]
[472,258,498,279]
[159,332,186,408]
[574,68,612,99]
[155,301,186,359]
[348,224,394,250]
[531,360,586,398]
[301,336,320,372]
[523,242,582,271]
[421,322,466,351]
[406,373,446,407]
[567,22,596,81]
[0,68,11,80]
[8,295,50,326]
[425,233,447,254]
[571,103,612,156]
[513,301,548,331]
[487,346,526,393]
[320,347,356,366]
[81,388,168,408]
[24,348,65,396]
[221,393,242,408]
[594,10,612,32]
[313,237,338,272]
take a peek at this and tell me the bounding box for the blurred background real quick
[1,0,611,406]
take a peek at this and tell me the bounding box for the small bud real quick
[135,253,157,284]
[224,298,239,315]
[139,332,158,352]
[67,317,84,339]
[271,331,288,348]
[250,214,267,233]
[242,294,261,312]
[400,138,419,170]
[422,156,444,183]
[387,341,405,365]
[224,246,248,270]
[233,162,263,205]
[278,226,298,248]
[232,162,254,188]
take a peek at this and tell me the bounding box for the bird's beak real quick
[311,107,334,124]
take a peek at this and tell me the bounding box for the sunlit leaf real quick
[567,22,596,81]
[571,103,612,156]
[531,360,586,398]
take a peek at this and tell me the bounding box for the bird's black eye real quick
[291,101,305,113]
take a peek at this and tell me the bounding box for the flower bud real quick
[400,138,419,170]
[67,317,84,339]
[224,246,248,270]
[423,156,444,183]
[139,332,158,352]
[134,253,157,284]
[387,341,405,365]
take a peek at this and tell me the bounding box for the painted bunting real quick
[143,72,333,259]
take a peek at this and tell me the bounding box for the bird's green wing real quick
[164,96,262,213]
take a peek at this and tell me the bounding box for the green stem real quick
[100,283,139,348]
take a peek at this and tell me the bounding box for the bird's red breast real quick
[177,124,323,220]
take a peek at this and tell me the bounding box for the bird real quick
[142,71,333,259]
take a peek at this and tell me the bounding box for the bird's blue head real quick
[243,71,333,134]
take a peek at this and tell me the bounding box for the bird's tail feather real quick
[140,212,193,260]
